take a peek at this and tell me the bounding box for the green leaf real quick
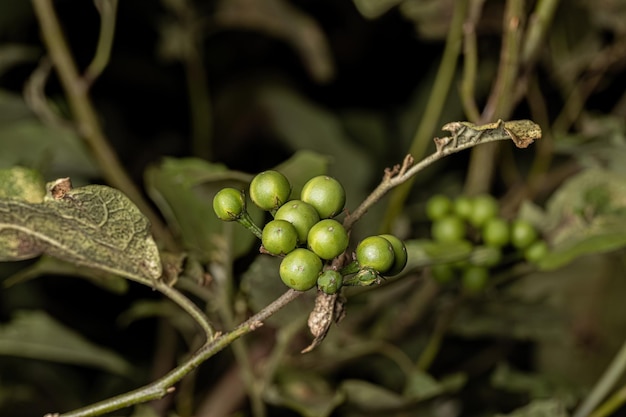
[491,363,555,399]
[340,379,406,412]
[0,310,132,375]
[258,85,372,219]
[0,91,99,179]
[273,150,330,199]
[405,239,473,269]
[144,157,261,261]
[265,369,345,417]
[538,169,626,270]
[495,399,570,417]
[4,255,129,294]
[0,166,45,202]
[0,180,162,281]
[240,254,313,327]
[403,370,465,401]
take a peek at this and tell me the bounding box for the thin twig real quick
[464,0,524,195]
[460,0,486,123]
[379,0,468,232]
[84,0,119,85]
[48,289,303,417]
[31,0,177,251]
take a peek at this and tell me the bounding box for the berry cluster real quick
[425,194,548,293]
[213,171,407,293]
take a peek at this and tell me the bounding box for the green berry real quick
[379,234,407,276]
[462,266,489,294]
[261,219,298,256]
[511,219,539,249]
[469,194,499,227]
[274,199,320,244]
[249,170,291,211]
[453,196,474,220]
[279,248,323,291]
[300,175,346,219]
[307,219,349,260]
[524,240,549,264]
[431,215,467,243]
[482,217,510,247]
[431,263,456,284]
[213,188,246,221]
[317,270,343,294]
[356,235,395,274]
[426,194,452,221]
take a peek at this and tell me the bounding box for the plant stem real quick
[464,0,524,195]
[344,124,524,231]
[50,289,304,417]
[460,0,485,123]
[31,0,177,251]
[573,336,626,417]
[84,0,118,85]
[379,0,467,233]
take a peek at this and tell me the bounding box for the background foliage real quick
[1,0,626,416]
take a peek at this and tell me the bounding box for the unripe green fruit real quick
[249,170,291,211]
[356,235,395,274]
[379,234,407,276]
[213,188,246,221]
[469,194,499,227]
[426,194,452,221]
[274,200,320,244]
[300,175,346,219]
[431,215,467,243]
[279,248,323,291]
[307,219,349,260]
[482,217,510,247]
[261,219,298,255]
[453,196,474,220]
[317,270,343,294]
[511,219,539,249]
[462,266,489,294]
[524,240,549,264]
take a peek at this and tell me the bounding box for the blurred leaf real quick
[0,43,39,77]
[0,91,99,180]
[274,150,330,199]
[145,157,260,261]
[491,363,556,399]
[257,84,372,217]
[340,379,406,412]
[4,255,128,294]
[403,370,466,400]
[405,239,473,270]
[538,169,626,270]
[352,0,403,19]
[495,398,570,417]
[129,404,161,417]
[215,0,335,83]
[118,299,197,345]
[449,297,567,341]
[0,166,45,203]
[240,254,313,327]
[553,115,626,174]
[399,0,455,39]
[0,310,132,375]
[265,368,345,417]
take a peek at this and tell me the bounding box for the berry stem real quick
[338,260,360,276]
[236,211,263,239]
